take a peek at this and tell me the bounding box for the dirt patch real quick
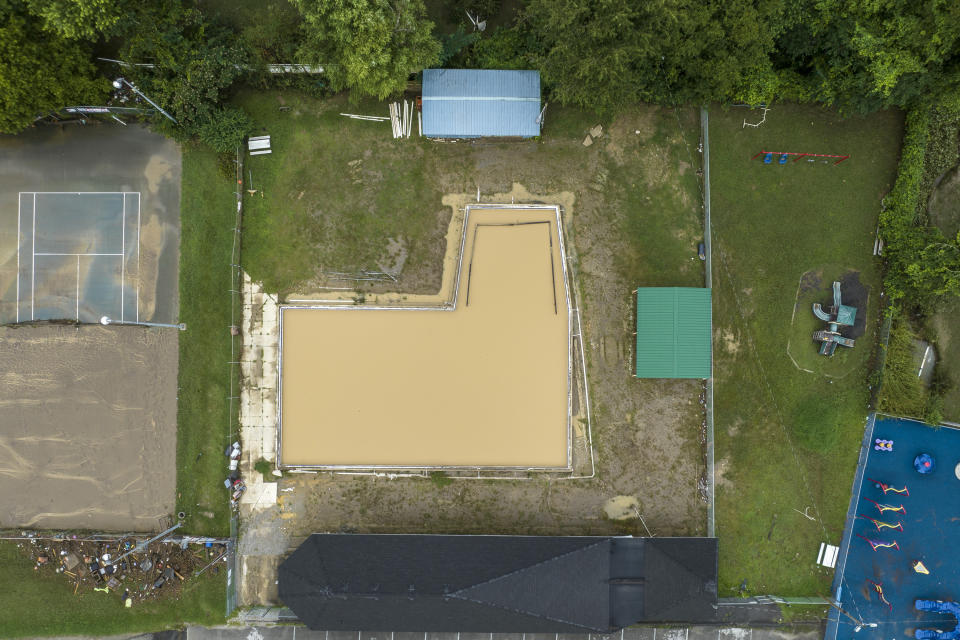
[0,324,177,531]
[799,269,822,296]
[718,328,740,355]
[603,495,640,520]
[715,457,733,489]
[838,270,869,339]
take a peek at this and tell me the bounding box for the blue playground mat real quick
[827,416,960,640]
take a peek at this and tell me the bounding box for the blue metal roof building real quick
[422,69,541,139]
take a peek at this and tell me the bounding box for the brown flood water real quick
[279,208,570,468]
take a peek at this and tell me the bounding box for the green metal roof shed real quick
[635,288,712,379]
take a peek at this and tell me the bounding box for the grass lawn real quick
[176,144,237,537]
[709,104,904,595]
[0,542,225,638]
[239,90,455,295]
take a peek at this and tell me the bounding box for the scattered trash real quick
[589,124,603,138]
[582,134,593,147]
[19,534,227,606]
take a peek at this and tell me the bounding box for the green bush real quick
[197,106,253,153]
[879,107,960,313]
[254,458,274,483]
[877,318,928,418]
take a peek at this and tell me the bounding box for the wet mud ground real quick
[0,324,178,531]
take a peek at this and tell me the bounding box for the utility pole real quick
[112,77,177,124]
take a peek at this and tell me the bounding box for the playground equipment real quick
[914,561,931,575]
[874,439,894,451]
[812,281,857,356]
[856,534,900,551]
[868,579,893,611]
[863,497,906,514]
[752,150,850,165]
[857,514,904,532]
[915,453,936,474]
[915,599,960,639]
[869,477,908,495]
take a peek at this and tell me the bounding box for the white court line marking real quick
[136,193,140,322]
[31,193,35,320]
[121,193,125,323]
[16,193,20,322]
[25,191,129,194]
[76,256,80,321]
[34,252,124,256]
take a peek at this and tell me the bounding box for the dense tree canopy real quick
[120,1,252,151]
[292,0,440,100]
[25,0,127,39]
[525,0,783,112]
[772,0,960,112]
[0,1,106,133]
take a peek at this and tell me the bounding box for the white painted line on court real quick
[26,191,129,194]
[121,192,125,323]
[34,252,124,256]
[136,192,140,322]
[31,193,35,320]
[76,255,80,321]
[16,193,20,322]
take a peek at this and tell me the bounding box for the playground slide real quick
[813,303,832,322]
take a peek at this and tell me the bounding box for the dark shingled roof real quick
[279,534,718,632]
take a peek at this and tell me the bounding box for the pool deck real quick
[827,415,960,640]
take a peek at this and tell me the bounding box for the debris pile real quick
[18,534,227,605]
[225,441,246,510]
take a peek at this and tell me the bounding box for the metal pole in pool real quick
[112,77,177,124]
[100,316,186,331]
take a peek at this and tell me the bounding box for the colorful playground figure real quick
[874,439,894,451]
[856,533,900,551]
[915,599,960,640]
[813,281,857,356]
[913,561,931,575]
[869,477,908,495]
[857,514,904,532]
[864,496,907,514]
[868,579,893,611]
[915,453,936,474]
[764,153,773,164]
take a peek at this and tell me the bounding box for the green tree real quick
[292,0,440,100]
[25,0,127,40]
[120,1,252,151]
[0,2,106,133]
[524,0,784,112]
[773,0,960,111]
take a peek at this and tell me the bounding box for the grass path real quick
[176,144,237,537]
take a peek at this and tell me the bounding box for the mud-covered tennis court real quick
[0,125,181,531]
[0,324,177,531]
[278,206,571,469]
